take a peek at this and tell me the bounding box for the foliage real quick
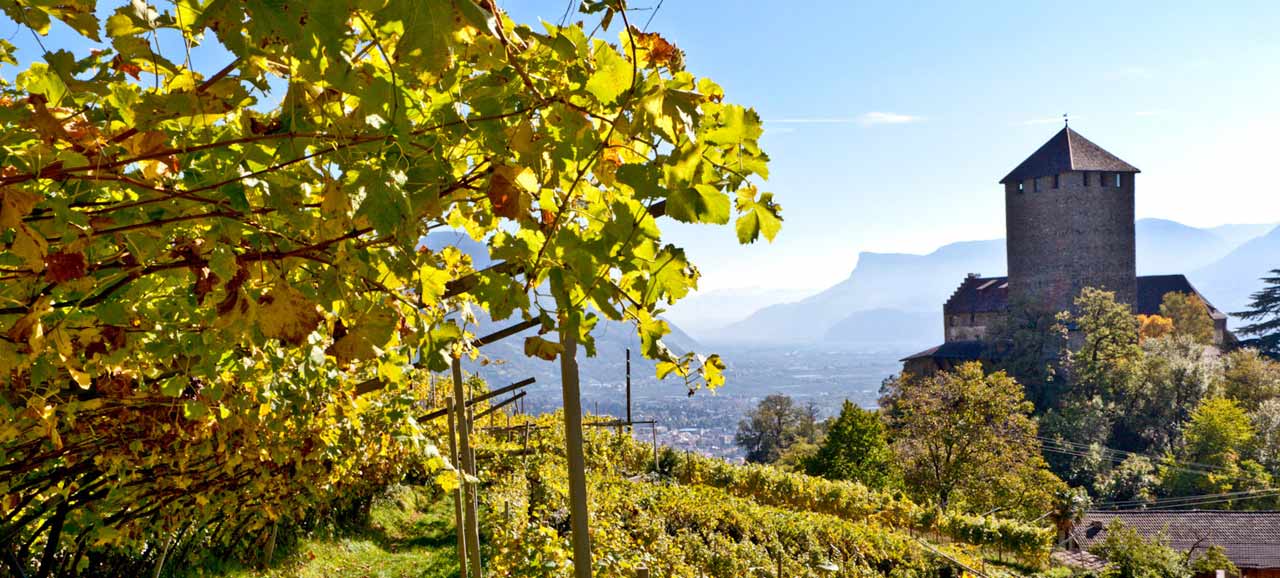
[1222,348,1280,410]
[1088,521,1189,578]
[1188,545,1239,578]
[1126,335,1221,452]
[1138,314,1174,342]
[1159,292,1216,345]
[1235,269,1280,358]
[985,295,1068,412]
[1252,398,1280,473]
[184,484,460,578]
[1060,287,1143,401]
[1159,397,1274,506]
[883,362,1064,515]
[1047,487,1091,543]
[478,412,994,577]
[805,400,897,489]
[0,0,777,573]
[734,394,819,464]
[1093,455,1158,507]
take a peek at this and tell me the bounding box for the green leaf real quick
[734,187,782,244]
[585,40,631,104]
[161,375,189,397]
[666,184,729,225]
[183,400,209,420]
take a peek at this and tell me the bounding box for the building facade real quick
[903,126,1229,375]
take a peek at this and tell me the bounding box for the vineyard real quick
[471,407,1056,577]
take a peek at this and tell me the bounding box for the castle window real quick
[1082,171,1090,186]
[1113,173,1122,187]
[1017,182,1024,193]
[1052,174,1059,189]
[1033,178,1040,192]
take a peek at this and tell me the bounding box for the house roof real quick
[900,340,985,362]
[942,274,1222,319]
[1000,127,1140,184]
[1071,510,1280,569]
[1137,274,1228,321]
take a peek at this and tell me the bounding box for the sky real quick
[508,1,1280,292]
[6,1,1280,294]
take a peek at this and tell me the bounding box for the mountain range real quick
[698,219,1279,346]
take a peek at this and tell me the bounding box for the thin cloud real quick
[768,112,925,126]
[857,112,925,125]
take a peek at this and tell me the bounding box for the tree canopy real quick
[1237,268,1280,358]
[0,0,777,573]
[734,394,818,464]
[881,362,1062,514]
[804,400,896,489]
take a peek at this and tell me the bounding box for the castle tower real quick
[1000,126,1140,314]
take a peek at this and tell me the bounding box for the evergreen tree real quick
[805,401,896,489]
[1236,269,1280,358]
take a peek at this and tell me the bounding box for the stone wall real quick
[1005,170,1136,314]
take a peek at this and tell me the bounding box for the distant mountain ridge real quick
[711,219,1277,345]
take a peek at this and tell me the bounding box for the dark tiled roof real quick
[900,340,985,362]
[1000,127,1140,184]
[944,275,1009,315]
[1136,274,1227,320]
[1072,510,1280,569]
[941,274,1222,318]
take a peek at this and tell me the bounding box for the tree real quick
[1222,348,1280,410]
[1252,399,1280,475]
[1126,335,1221,452]
[1189,545,1240,578]
[883,362,1062,513]
[1160,292,1216,345]
[1089,521,1190,578]
[0,1,777,573]
[985,295,1068,412]
[1160,397,1273,506]
[804,400,896,489]
[1138,314,1175,342]
[735,395,818,464]
[1062,287,1143,401]
[1236,269,1280,358]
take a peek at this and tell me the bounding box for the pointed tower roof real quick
[999,127,1139,184]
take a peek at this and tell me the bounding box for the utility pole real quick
[560,329,593,578]
[452,357,483,578]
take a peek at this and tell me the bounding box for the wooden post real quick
[446,397,468,578]
[625,348,632,430]
[651,422,658,473]
[452,358,483,578]
[560,329,593,578]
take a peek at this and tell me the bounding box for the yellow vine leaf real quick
[256,284,324,346]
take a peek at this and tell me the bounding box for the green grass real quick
[192,485,461,578]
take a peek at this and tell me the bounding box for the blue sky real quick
[510,1,1280,291]
[7,1,1279,293]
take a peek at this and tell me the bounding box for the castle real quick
[903,126,1229,375]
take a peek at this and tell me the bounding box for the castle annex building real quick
[903,126,1229,375]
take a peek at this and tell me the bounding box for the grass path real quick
[197,486,461,578]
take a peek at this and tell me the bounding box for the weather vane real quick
[1064,113,1069,127]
